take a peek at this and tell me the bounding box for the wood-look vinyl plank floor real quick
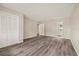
[0,36,77,56]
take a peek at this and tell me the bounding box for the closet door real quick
[7,15,19,45]
[0,15,8,48]
[0,11,20,48]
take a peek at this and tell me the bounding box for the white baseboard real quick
[24,35,37,39]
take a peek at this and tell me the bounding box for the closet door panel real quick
[0,15,8,47]
[7,15,19,45]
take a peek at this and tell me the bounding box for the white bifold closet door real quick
[0,11,20,48]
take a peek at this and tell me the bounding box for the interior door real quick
[39,24,45,35]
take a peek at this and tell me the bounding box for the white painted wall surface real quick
[70,4,79,55]
[42,18,71,39]
[23,18,37,39]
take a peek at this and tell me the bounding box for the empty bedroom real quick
[0,3,79,56]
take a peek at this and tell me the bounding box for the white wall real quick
[43,20,58,37]
[23,17,38,39]
[70,4,79,55]
[23,18,71,39]
[42,18,71,39]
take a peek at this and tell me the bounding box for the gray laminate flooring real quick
[0,36,77,56]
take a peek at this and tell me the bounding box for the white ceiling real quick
[1,3,76,21]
